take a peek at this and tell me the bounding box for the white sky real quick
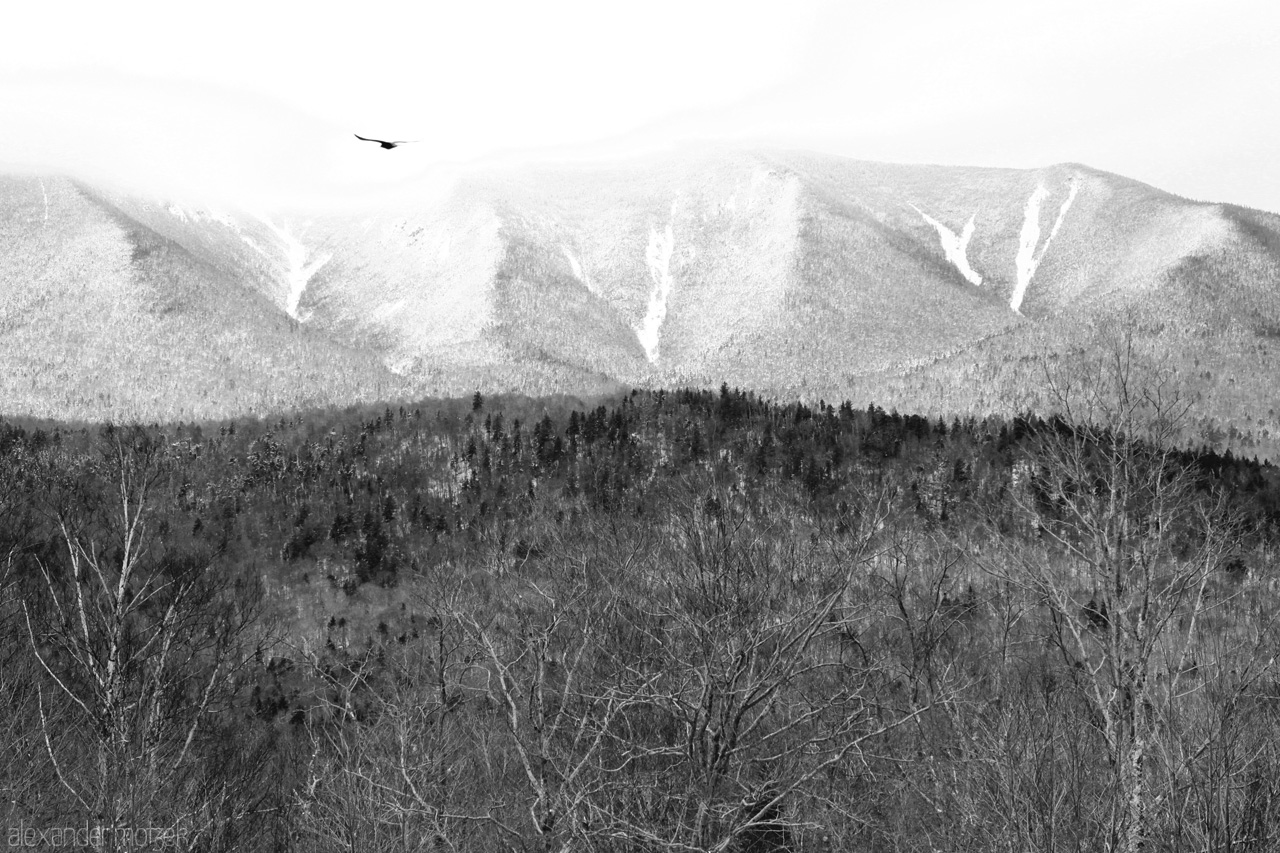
[1,0,1278,211]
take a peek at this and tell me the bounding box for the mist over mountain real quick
[2,149,1278,454]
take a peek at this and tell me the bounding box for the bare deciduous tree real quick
[295,577,511,853]
[20,426,271,848]
[458,560,652,853]
[585,481,932,852]
[989,323,1280,852]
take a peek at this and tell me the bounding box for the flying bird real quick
[355,134,416,150]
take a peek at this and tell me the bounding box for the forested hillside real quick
[2,338,1280,851]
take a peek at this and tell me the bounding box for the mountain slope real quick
[0,176,412,421]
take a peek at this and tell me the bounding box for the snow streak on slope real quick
[1011,178,1079,313]
[373,299,407,321]
[912,206,982,285]
[637,203,677,362]
[1013,185,1048,312]
[1045,179,1079,249]
[259,216,331,321]
[561,244,598,295]
[38,179,48,225]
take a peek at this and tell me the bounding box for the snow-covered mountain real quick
[2,149,1278,453]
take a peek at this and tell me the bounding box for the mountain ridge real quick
[1,149,1277,455]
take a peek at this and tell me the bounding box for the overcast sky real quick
[2,0,1277,211]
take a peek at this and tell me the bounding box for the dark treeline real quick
[2,377,1280,852]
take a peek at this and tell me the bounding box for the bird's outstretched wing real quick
[355,134,418,149]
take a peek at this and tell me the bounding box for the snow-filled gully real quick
[636,202,677,362]
[258,216,331,320]
[913,206,983,286]
[561,244,598,295]
[1011,178,1079,313]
